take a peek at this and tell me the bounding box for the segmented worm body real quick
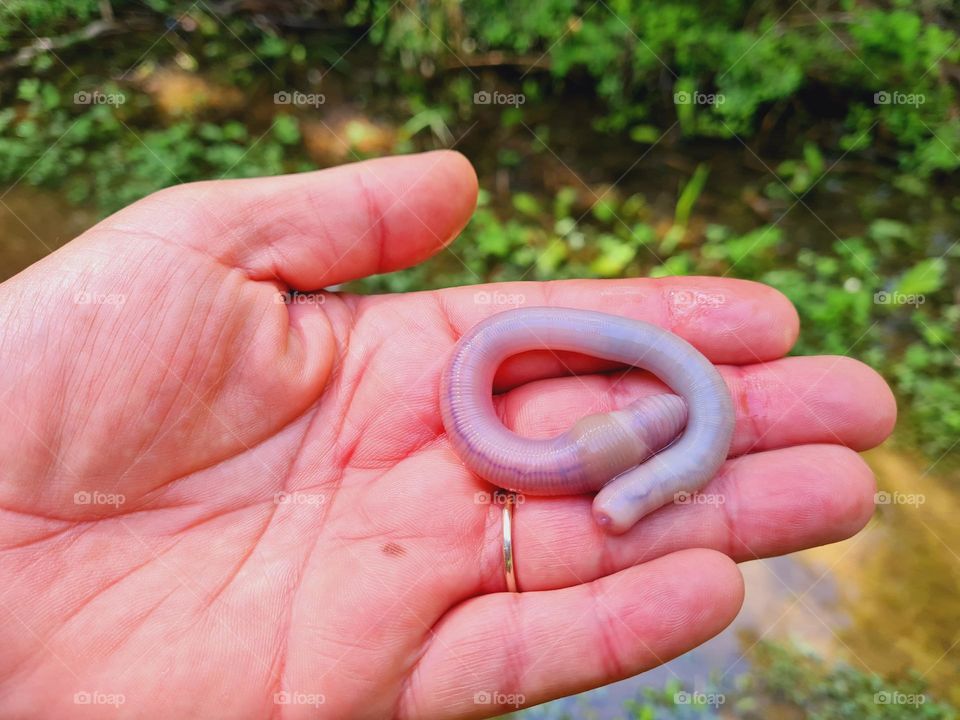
[439,307,735,533]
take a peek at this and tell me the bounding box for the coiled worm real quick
[439,307,735,534]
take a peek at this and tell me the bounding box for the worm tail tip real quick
[592,507,628,535]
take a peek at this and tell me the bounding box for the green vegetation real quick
[510,641,958,718]
[733,641,958,720]
[2,2,960,200]
[616,641,958,719]
[350,0,960,175]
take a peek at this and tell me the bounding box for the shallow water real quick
[0,186,94,281]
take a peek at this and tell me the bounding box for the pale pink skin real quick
[0,152,896,719]
[440,307,736,533]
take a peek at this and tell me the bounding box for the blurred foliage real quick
[611,641,958,719]
[0,0,102,32]
[0,0,956,461]
[1,1,960,199]
[350,0,960,174]
[516,640,958,718]
[730,640,957,719]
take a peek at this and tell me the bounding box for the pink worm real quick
[439,307,735,534]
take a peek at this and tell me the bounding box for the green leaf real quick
[272,115,300,145]
[675,163,710,226]
[629,124,661,143]
[590,235,636,277]
[512,192,541,217]
[868,218,911,242]
[591,197,617,223]
[802,141,825,176]
[894,258,946,296]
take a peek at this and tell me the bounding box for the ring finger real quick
[481,442,876,592]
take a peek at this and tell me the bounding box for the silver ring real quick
[501,492,518,592]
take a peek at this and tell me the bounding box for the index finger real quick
[434,277,799,387]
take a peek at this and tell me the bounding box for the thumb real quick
[108,150,479,289]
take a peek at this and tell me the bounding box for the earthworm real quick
[439,307,735,534]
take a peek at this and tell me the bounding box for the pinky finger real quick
[398,549,744,719]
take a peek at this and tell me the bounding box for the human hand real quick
[0,151,895,718]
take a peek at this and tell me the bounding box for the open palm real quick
[0,152,895,718]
